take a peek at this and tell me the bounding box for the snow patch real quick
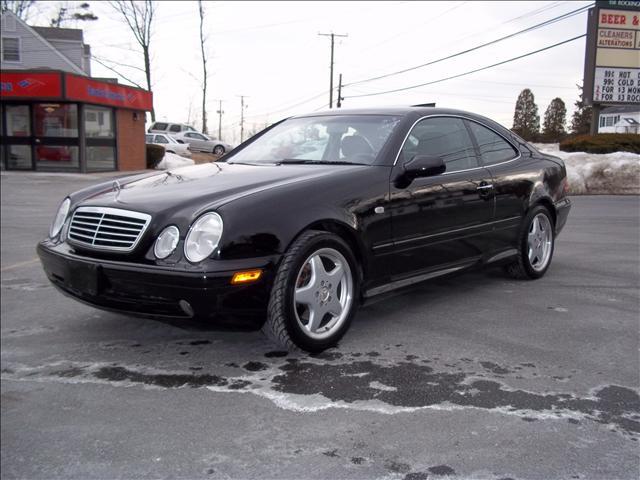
[155,152,195,170]
[533,143,639,195]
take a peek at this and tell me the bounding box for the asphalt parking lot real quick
[1,172,639,480]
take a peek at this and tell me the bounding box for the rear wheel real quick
[505,205,555,279]
[262,230,359,352]
[213,145,225,155]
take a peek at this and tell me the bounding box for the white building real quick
[1,10,90,76]
[598,106,640,134]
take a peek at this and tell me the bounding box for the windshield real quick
[227,115,402,165]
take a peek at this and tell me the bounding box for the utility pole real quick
[238,95,248,142]
[215,99,224,140]
[337,73,344,108]
[318,32,348,108]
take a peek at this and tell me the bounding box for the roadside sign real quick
[583,1,640,106]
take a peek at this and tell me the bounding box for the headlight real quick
[154,225,180,259]
[184,212,223,263]
[50,198,71,238]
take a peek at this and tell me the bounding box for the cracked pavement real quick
[1,173,639,479]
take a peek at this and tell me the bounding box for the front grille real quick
[67,207,151,252]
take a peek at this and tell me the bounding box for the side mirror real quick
[403,155,446,179]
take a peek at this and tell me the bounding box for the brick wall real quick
[116,109,146,171]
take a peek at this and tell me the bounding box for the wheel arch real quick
[530,197,557,227]
[294,219,368,284]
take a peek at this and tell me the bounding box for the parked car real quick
[38,107,571,352]
[148,122,198,136]
[171,131,233,155]
[145,133,191,158]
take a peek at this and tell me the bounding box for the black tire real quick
[213,145,225,155]
[505,205,555,280]
[262,230,360,352]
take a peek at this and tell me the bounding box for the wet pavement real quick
[2,173,639,479]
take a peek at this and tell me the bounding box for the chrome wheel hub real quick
[293,248,353,340]
[527,213,553,272]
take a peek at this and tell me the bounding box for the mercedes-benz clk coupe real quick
[38,107,571,352]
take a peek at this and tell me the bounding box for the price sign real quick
[593,67,640,102]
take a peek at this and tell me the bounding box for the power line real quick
[353,1,468,56]
[344,34,586,99]
[344,3,592,88]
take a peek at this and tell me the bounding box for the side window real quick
[2,37,20,61]
[184,133,194,139]
[194,133,207,140]
[145,134,153,143]
[152,122,168,131]
[467,121,518,165]
[154,135,168,144]
[169,124,181,133]
[400,117,477,173]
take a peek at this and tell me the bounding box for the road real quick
[1,172,639,480]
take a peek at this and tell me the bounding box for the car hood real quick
[77,162,360,214]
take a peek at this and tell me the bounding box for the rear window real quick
[151,122,168,131]
[467,121,518,165]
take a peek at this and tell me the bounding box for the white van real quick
[148,122,198,136]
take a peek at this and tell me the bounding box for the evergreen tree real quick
[570,83,592,135]
[542,97,567,141]
[512,89,540,141]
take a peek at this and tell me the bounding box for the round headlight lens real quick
[50,198,71,238]
[184,213,223,263]
[154,225,180,259]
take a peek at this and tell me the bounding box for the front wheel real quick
[505,205,555,279]
[262,230,359,352]
[213,145,225,155]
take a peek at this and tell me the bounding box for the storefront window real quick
[6,105,30,136]
[85,106,114,138]
[36,146,79,169]
[86,146,115,171]
[34,103,78,137]
[7,145,32,169]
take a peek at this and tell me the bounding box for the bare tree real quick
[109,0,156,120]
[1,0,35,20]
[198,0,208,134]
[50,2,98,28]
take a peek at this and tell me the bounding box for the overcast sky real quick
[29,0,594,143]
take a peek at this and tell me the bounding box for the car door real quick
[465,119,523,249]
[385,116,495,279]
[187,133,208,151]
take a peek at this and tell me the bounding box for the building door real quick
[33,103,80,171]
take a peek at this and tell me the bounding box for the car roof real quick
[292,106,482,118]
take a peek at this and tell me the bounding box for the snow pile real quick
[155,151,195,170]
[533,143,640,195]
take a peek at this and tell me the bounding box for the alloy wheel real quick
[293,247,353,340]
[528,213,553,272]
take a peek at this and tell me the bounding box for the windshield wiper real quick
[276,159,367,166]
[228,161,274,166]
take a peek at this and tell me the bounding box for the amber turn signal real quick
[231,269,262,285]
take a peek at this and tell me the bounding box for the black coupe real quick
[38,107,571,352]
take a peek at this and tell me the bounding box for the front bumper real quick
[37,241,277,327]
